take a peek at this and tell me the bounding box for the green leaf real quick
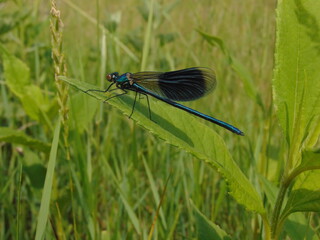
[1,44,31,98]
[35,120,61,240]
[1,45,57,123]
[22,85,53,122]
[69,92,98,133]
[0,127,50,153]
[283,212,317,240]
[273,0,320,148]
[59,76,266,215]
[23,150,46,189]
[197,30,230,58]
[282,187,320,218]
[279,149,320,223]
[258,174,279,207]
[297,148,320,171]
[24,163,46,189]
[0,9,30,35]
[294,170,320,193]
[281,168,320,220]
[191,200,232,240]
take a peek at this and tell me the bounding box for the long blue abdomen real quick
[133,83,244,136]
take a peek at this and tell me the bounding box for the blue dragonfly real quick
[88,67,244,136]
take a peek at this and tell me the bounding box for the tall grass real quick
[1,0,319,239]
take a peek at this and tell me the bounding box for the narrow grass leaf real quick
[197,30,264,110]
[0,127,50,153]
[148,173,170,240]
[103,156,142,235]
[212,181,227,221]
[231,58,264,111]
[69,164,95,239]
[166,205,181,240]
[62,0,139,62]
[119,191,141,235]
[196,30,230,58]
[60,76,266,215]
[142,157,167,229]
[140,0,154,70]
[258,174,278,207]
[35,120,60,240]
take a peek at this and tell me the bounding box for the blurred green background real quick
[0,0,281,239]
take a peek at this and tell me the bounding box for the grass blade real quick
[35,120,61,240]
[141,0,154,70]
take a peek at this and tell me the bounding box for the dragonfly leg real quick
[85,83,115,93]
[103,89,127,102]
[145,94,152,121]
[129,91,138,119]
[137,92,154,122]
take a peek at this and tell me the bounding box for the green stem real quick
[270,178,289,239]
[262,214,271,240]
[270,162,320,239]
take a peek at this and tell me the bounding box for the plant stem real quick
[262,214,271,240]
[270,177,289,239]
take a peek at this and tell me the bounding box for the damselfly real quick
[88,67,244,136]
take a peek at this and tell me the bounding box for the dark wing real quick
[131,67,216,101]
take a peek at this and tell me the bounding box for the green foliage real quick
[1,44,57,126]
[24,163,47,188]
[285,151,320,215]
[0,8,30,35]
[35,120,60,240]
[271,0,320,238]
[1,0,320,239]
[191,200,232,240]
[283,212,317,240]
[197,30,265,111]
[69,92,99,133]
[60,76,265,215]
[273,0,320,151]
[0,127,50,153]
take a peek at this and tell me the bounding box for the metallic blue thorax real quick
[116,73,130,83]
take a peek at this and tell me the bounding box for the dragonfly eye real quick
[106,74,113,82]
[106,72,119,82]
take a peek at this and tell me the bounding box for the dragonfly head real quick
[106,72,119,83]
